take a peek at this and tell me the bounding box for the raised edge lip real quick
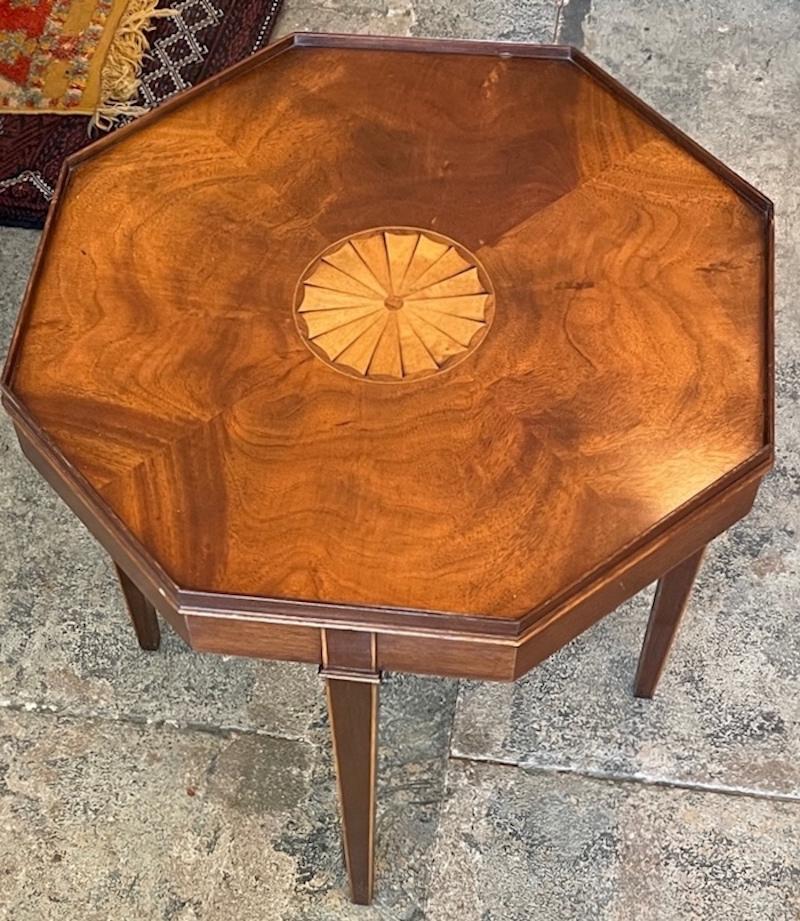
[291,30,574,57]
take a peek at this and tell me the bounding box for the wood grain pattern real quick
[2,35,772,638]
[296,228,493,381]
[175,461,763,682]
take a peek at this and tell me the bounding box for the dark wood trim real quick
[765,209,776,449]
[187,616,320,663]
[320,668,382,684]
[633,547,707,698]
[378,632,515,681]
[115,564,160,650]
[293,32,572,59]
[324,628,376,670]
[322,630,379,905]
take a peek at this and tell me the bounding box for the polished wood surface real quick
[115,563,160,651]
[634,546,706,698]
[322,630,379,904]
[3,36,772,631]
[12,401,760,683]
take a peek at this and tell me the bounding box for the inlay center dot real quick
[384,295,404,311]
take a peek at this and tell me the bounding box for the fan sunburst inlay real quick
[295,228,494,381]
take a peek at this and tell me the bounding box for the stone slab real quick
[426,759,800,921]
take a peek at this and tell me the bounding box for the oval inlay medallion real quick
[294,227,494,382]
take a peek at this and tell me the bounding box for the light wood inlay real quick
[295,227,494,381]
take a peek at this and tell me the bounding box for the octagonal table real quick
[2,33,773,905]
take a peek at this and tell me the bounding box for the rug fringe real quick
[90,0,176,132]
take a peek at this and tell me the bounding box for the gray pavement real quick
[1,1,798,918]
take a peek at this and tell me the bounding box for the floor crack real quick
[448,752,800,804]
[554,0,592,47]
[0,696,310,744]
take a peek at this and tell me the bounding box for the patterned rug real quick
[0,0,167,118]
[0,0,284,227]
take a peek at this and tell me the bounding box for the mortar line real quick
[4,697,797,806]
[0,697,311,744]
[553,0,566,41]
[447,752,800,805]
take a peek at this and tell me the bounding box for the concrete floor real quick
[1,1,799,918]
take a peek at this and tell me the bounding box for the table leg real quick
[114,563,160,651]
[321,630,380,905]
[634,546,706,698]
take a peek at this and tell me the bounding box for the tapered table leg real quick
[114,564,160,651]
[322,630,379,905]
[634,546,706,698]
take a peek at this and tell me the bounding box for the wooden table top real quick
[3,35,772,631]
